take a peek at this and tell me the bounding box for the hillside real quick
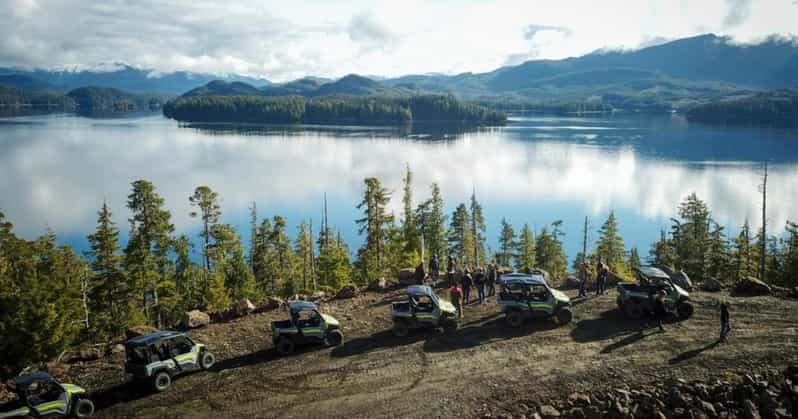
[0,74,61,92]
[32,285,797,418]
[66,86,165,113]
[183,74,414,99]
[685,87,798,126]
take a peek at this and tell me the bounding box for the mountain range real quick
[2,34,798,111]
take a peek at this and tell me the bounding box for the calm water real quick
[1,112,797,264]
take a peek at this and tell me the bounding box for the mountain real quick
[182,74,414,99]
[66,86,165,113]
[311,74,408,96]
[0,74,61,92]
[0,64,270,96]
[182,80,264,97]
[685,87,798,126]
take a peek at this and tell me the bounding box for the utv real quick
[497,273,573,327]
[124,330,216,392]
[0,372,94,418]
[391,285,458,337]
[616,266,694,319]
[272,301,344,356]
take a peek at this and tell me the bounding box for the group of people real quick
[446,262,502,319]
[578,260,611,297]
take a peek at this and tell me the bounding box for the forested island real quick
[685,88,798,127]
[162,94,507,126]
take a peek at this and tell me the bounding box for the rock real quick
[699,400,717,417]
[564,275,580,288]
[758,389,778,418]
[107,343,125,355]
[690,408,709,419]
[398,268,416,285]
[670,270,693,291]
[335,284,359,299]
[44,361,70,378]
[539,405,560,418]
[566,407,585,419]
[702,277,723,292]
[126,325,158,339]
[670,388,688,408]
[742,399,761,419]
[735,277,771,296]
[652,411,668,419]
[262,296,283,310]
[311,291,328,301]
[367,278,388,291]
[237,298,256,315]
[181,310,210,329]
[568,392,592,406]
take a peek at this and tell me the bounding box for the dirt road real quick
[78,285,797,418]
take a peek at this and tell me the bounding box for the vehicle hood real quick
[321,313,340,327]
[439,300,456,314]
[550,288,570,304]
[673,283,689,299]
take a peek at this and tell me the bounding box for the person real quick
[474,267,486,304]
[719,302,730,343]
[578,262,589,297]
[449,283,464,319]
[486,264,497,297]
[414,262,425,285]
[596,262,608,296]
[446,255,456,286]
[429,255,440,286]
[651,289,667,332]
[461,268,473,304]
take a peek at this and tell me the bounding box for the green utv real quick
[391,285,458,336]
[0,372,94,419]
[272,301,344,356]
[616,266,693,319]
[124,331,216,392]
[497,273,573,327]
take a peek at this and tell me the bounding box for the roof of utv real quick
[14,372,54,389]
[126,330,186,346]
[288,301,318,312]
[406,285,434,297]
[637,266,671,280]
[500,273,547,286]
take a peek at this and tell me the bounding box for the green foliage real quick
[417,183,448,263]
[355,178,394,283]
[595,211,627,273]
[686,88,798,127]
[514,224,536,273]
[400,165,421,262]
[470,192,487,265]
[628,247,642,272]
[317,233,352,291]
[496,218,516,267]
[447,203,473,267]
[535,225,567,279]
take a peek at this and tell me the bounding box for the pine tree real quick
[173,235,204,311]
[596,211,627,272]
[189,186,221,271]
[515,223,536,273]
[705,222,730,280]
[318,231,352,291]
[628,247,641,272]
[206,253,230,313]
[497,218,516,267]
[730,219,758,281]
[400,165,420,262]
[248,202,259,270]
[780,221,798,287]
[447,203,473,266]
[648,229,676,268]
[125,180,176,328]
[295,220,315,292]
[470,190,486,265]
[671,193,712,281]
[355,177,393,283]
[84,202,127,339]
[536,225,567,279]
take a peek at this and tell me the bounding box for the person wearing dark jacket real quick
[719,302,730,343]
[461,268,473,304]
[486,264,497,297]
[414,262,425,285]
[429,255,440,286]
[651,289,667,332]
[474,267,486,304]
[447,255,456,287]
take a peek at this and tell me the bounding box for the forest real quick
[685,88,798,127]
[162,94,508,125]
[1,167,798,378]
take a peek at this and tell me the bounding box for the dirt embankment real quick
[31,284,798,418]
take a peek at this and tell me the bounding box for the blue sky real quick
[1,0,797,81]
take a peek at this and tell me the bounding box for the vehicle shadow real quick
[570,308,647,343]
[89,381,154,412]
[210,348,280,372]
[330,330,427,358]
[599,329,662,354]
[668,341,719,364]
[423,317,559,353]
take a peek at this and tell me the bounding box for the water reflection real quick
[0,113,796,260]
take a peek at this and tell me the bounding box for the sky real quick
[1,0,797,81]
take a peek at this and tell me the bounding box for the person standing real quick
[449,283,464,319]
[446,255,455,287]
[429,255,440,286]
[414,262,426,285]
[487,264,497,297]
[652,289,666,332]
[461,268,473,305]
[474,267,486,304]
[719,302,731,343]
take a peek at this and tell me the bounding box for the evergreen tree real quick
[416,183,447,264]
[596,211,627,272]
[266,216,295,295]
[317,231,352,291]
[515,223,536,273]
[84,202,127,339]
[648,229,676,268]
[206,253,230,313]
[248,202,259,270]
[730,219,758,281]
[295,220,315,292]
[355,177,393,283]
[780,221,798,287]
[705,222,730,280]
[447,203,473,266]
[628,247,641,272]
[671,193,711,281]
[470,191,486,265]
[400,165,421,263]
[497,218,516,267]
[535,225,567,279]
[189,186,221,271]
[173,235,204,311]
[252,217,273,293]
[125,180,176,328]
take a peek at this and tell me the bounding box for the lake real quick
[1,112,796,265]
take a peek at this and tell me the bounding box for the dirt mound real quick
[48,286,798,419]
[735,277,772,295]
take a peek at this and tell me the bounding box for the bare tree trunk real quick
[760,162,768,282]
[82,266,90,330]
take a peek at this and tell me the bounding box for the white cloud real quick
[0,0,796,80]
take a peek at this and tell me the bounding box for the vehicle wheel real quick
[327,329,344,346]
[677,302,694,319]
[73,398,95,418]
[276,337,295,356]
[199,351,215,370]
[152,371,171,392]
[623,299,645,319]
[506,311,523,328]
[392,320,409,337]
[555,307,573,325]
[442,320,458,334]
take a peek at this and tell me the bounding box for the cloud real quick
[524,24,572,39]
[723,0,752,28]
[347,12,397,51]
[637,35,672,49]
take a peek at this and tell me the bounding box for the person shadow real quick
[668,341,719,364]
